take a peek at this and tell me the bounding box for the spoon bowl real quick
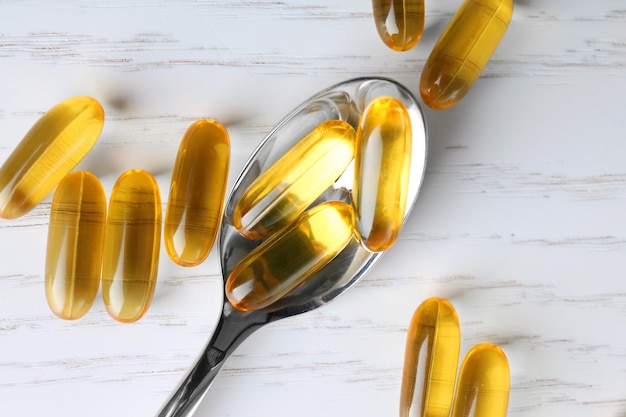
[157,77,428,417]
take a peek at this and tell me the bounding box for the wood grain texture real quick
[1,1,625,416]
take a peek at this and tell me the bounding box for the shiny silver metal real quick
[157,77,428,417]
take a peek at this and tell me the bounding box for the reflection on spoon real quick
[157,77,428,417]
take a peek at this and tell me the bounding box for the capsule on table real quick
[372,0,425,51]
[102,169,161,323]
[420,0,514,110]
[0,96,104,219]
[451,343,510,417]
[226,201,354,311]
[353,97,411,252]
[165,119,230,267]
[400,298,461,417]
[45,172,106,320]
[233,120,355,240]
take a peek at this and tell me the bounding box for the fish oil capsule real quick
[45,172,106,320]
[233,120,355,240]
[102,169,161,323]
[226,201,354,311]
[165,120,230,267]
[353,97,411,252]
[400,298,461,417]
[451,344,510,417]
[0,96,104,219]
[372,0,425,51]
[420,0,513,109]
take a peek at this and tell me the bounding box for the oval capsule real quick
[451,344,510,417]
[0,96,104,219]
[400,298,461,417]
[420,0,513,109]
[102,169,161,323]
[233,120,355,240]
[226,201,354,311]
[353,97,411,252]
[165,119,230,267]
[372,0,425,51]
[45,172,106,320]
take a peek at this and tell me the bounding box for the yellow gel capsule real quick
[45,172,106,320]
[451,344,510,417]
[226,201,354,312]
[0,96,104,219]
[102,169,161,323]
[165,120,230,267]
[420,0,513,109]
[400,298,461,417]
[353,97,411,252]
[372,0,425,51]
[233,120,355,240]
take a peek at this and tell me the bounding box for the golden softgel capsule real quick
[451,343,510,417]
[226,201,354,311]
[233,120,355,240]
[102,169,161,323]
[353,97,411,252]
[420,0,513,109]
[45,172,106,320]
[372,0,425,51]
[165,120,230,266]
[0,96,104,219]
[400,298,461,417]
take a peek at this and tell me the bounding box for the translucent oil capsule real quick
[0,96,104,219]
[420,0,513,109]
[45,172,106,320]
[400,298,461,417]
[226,201,354,311]
[102,169,161,323]
[233,120,355,240]
[353,97,411,252]
[165,120,230,267]
[372,0,425,51]
[451,344,510,417]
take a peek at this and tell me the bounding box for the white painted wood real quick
[1,1,625,416]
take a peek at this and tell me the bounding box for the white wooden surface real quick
[1,1,625,416]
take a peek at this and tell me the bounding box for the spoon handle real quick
[156,306,268,417]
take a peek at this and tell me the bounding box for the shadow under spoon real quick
[157,77,428,417]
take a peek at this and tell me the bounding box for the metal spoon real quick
[157,77,428,417]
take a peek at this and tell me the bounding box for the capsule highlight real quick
[353,97,411,252]
[226,201,354,311]
[0,96,104,219]
[372,0,425,51]
[233,120,355,240]
[165,120,230,267]
[102,169,161,323]
[451,343,510,417]
[420,0,513,109]
[400,298,461,417]
[45,172,106,320]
